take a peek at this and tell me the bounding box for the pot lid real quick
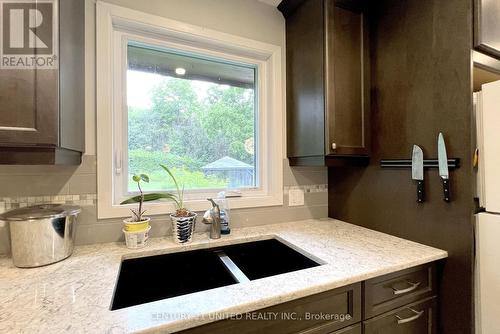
[0,204,81,221]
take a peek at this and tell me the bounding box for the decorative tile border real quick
[0,194,97,214]
[0,185,327,214]
[284,184,328,194]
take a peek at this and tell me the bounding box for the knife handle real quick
[417,180,424,203]
[442,179,450,202]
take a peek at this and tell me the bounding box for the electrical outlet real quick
[288,189,305,206]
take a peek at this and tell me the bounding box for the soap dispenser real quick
[216,191,231,234]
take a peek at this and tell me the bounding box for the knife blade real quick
[438,133,450,202]
[412,145,424,203]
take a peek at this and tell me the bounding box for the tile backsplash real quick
[284,184,328,194]
[0,156,328,255]
[0,194,97,212]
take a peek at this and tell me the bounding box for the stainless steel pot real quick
[0,204,81,268]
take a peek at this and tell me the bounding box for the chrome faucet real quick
[202,198,221,239]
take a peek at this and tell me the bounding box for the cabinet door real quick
[284,0,326,160]
[364,263,436,319]
[331,324,361,334]
[474,0,500,58]
[363,297,437,334]
[179,283,361,334]
[325,0,370,156]
[0,68,58,146]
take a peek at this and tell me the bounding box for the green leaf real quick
[159,164,183,209]
[160,164,180,191]
[132,175,141,182]
[143,193,177,203]
[140,174,150,183]
[159,164,177,185]
[120,192,178,205]
[180,185,185,209]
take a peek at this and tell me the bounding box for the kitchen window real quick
[124,43,258,193]
[96,3,283,218]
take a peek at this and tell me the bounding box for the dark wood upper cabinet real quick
[0,0,84,165]
[0,69,58,146]
[278,0,370,166]
[474,0,500,59]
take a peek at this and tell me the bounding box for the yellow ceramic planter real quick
[123,217,150,232]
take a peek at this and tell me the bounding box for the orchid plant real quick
[120,165,193,219]
[120,174,150,222]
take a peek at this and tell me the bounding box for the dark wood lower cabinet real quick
[333,324,362,334]
[363,297,437,334]
[178,263,438,334]
[179,283,361,334]
[363,264,436,319]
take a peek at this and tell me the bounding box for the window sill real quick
[97,192,283,219]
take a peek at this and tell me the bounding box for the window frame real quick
[115,34,262,203]
[96,2,283,219]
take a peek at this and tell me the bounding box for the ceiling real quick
[128,45,255,89]
[473,66,500,92]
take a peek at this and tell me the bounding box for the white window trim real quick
[112,33,266,204]
[96,2,283,219]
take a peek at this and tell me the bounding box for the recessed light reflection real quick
[175,67,186,75]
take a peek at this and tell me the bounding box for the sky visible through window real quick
[126,69,256,192]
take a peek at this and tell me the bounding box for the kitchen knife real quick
[412,145,424,203]
[438,133,450,202]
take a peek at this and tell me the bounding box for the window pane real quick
[126,43,257,192]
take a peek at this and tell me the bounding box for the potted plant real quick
[158,164,197,244]
[120,166,197,244]
[119,174,151,248]
[121,174,151,232]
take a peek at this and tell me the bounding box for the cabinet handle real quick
[395,307,424,325]
[391,280,421,295]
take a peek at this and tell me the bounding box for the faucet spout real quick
[203,198,221,239]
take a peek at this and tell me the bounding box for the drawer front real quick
[330,324,361,334]
[179,283,361,334]
[363,297,437,334]
[364,263,436,318]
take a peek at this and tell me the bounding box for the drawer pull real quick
[395,307,425,325]
[391,280,421,295]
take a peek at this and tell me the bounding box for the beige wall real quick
[0,0,327,255]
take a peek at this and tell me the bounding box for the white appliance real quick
[474,80,500,334]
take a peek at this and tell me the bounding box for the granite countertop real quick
[0,219,447,333]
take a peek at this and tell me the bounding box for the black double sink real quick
[111,239,321,310]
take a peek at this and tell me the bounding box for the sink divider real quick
[214,250,250,283]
